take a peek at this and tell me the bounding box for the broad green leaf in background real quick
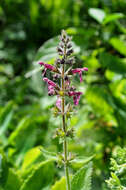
[4,168,21,190]
[0,101,13,126]
[0,101,14,145]
[99,52,126,75]
[71,162,93,190]
[0,151,9,187]
[22,146,44,170]
[8,117,37,166]
[0,108,14,146]
[30,0,39,23]
[20,160,54,190]
[103,13,124,25]
[88,8,106,24]
[110,37,126,56]
[85,86,116,122]
[51,177,66,190]
[34,37,59,63]
[88,8,124,25]
[0,155,2,176]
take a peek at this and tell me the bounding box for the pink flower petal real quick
[56,97,61,110]
[68,91,82,105]
[43,77,57,87]
[48,85,55,96]
[39,62,55,71]
[72,67,88,82]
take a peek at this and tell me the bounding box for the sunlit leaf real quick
[88,8,106,23]
[51,177,66,190]
[22,146,44,170]
[4,168,21,190]
[20,160,54,190]
[103,13,124,25]
[71,162,93,190]
[110,37,126,56]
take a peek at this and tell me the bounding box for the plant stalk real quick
[61,63,71,190]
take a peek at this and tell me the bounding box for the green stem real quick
[61,63,70,190]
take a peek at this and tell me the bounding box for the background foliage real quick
[0,0,126,189]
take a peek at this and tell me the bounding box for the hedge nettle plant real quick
[38,30,88,190]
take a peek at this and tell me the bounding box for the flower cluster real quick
[38,30,88,110]
[38,30,88,190]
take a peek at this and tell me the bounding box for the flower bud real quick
[57,47,64,55]
[66,49,73,56]
[65,57,74,64]
[67,43,72,49]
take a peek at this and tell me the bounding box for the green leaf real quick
[8,117,37,166]
[110,38,126,56]
[0,110,13,136]
[103,13,124,25]
[70,155,94,169]
[4,168,21,190]
[88,8,106,24]
[22,146,44,170]
[0,151,9,187]
[0,101,13,126]
[34,37,59,63]
[86,86,114,116]
[20,160,54,190]
[51,177,66,190]
[0,155,2,177]
[99,52,126,75]
[71,162,93,190]
[39,147,57,161]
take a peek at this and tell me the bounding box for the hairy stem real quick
[61,63,70,190]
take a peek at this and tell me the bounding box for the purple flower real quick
[39,62,56,76]
[48,85,55,96]
[56,97,61,110]
[43,77,57,96]
[72,67,88,82]
[68,91,82,105]
[43,77,57,87]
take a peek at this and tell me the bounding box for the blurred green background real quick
[0,0,126,189]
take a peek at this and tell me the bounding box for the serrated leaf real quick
[71,162,93,190]
[70,155,94,169]
[110,38,126,56]
[88,8,106,24]
[20,160,54,190]
[4,168,21,190]
[51,177,66,190]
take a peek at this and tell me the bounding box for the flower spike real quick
[38,30,88,190]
